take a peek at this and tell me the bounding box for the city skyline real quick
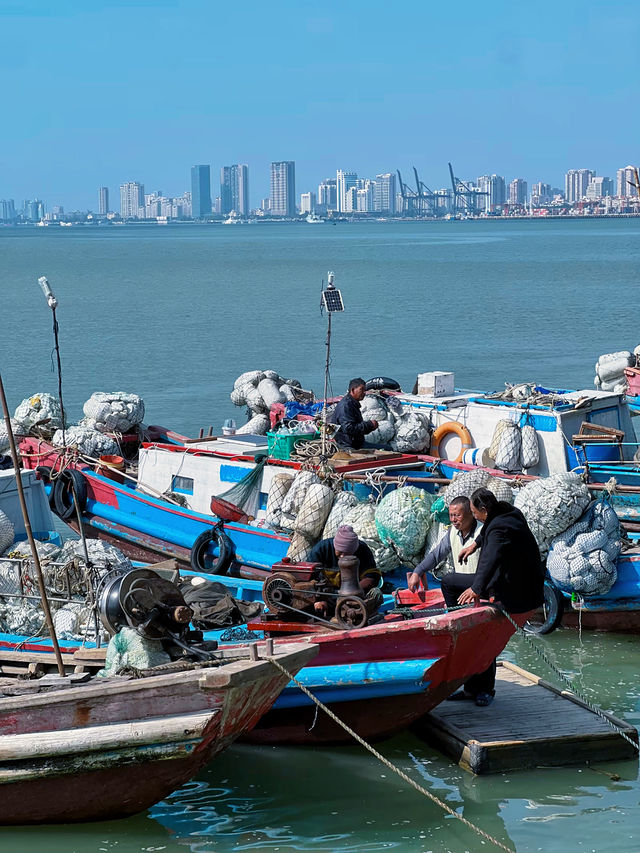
[1,2,639,210]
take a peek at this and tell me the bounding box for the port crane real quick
[448,162,487,216]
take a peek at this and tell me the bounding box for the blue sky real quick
[2,0,639,209]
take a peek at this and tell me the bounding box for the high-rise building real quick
[300,192,316,214]
[374,173,396,214]
[0,199,16,221]
[531,182,552,204]
[565,169,594,203]
[24,199,44,221]
[190,165,212,218]
[220,164,250,216]
[120,182,144,218]
[336,170,358,213]
[270,161,296,216]
[586,177,614,200]
[477,175,506,212]
[616,165,639,198]
[98,187,109,215]
[317,179,337,212]
[508,178,527,205]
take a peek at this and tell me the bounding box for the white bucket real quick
[462,447,494,468]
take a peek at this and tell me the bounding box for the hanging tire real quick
[53,470,87,521]
[190,526,234,575]
[523,580,565,635]
[35,466,57,509]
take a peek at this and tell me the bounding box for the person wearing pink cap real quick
[307,525,382,617]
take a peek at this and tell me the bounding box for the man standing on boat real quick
[329,378,378,450]
[308,524,382,618]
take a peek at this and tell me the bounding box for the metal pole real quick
[322,310,331,457]
[0,372,66,677]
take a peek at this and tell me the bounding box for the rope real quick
[265,655,513,852]
[499,606,639,753]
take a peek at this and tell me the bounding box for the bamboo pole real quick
[0,372,66,677]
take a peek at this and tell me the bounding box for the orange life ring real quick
[430,422,473,462]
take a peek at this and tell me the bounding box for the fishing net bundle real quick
[390,412,432,453]
[280,470,319,529]
[0,418,25,453]
[0,596,46,636]
[217,457,268,518]
[374,486,434,564]
[294,483,334,539]
[344,501,399,573]
[0,509,14,554]
[82,392,145,434]
[99,626,172,676]
[486,476,514,504]
[491,420,522,470]
[59,539,133,576]
[547,501,621,595]
[53,602,93,640]
[322,491,358,539]
[286,530,315,562]
[594,351,634,392]
[514,472,591,557]
[3,539,61,562]
[361,395,396,447]
[235,414,270,435]
[265,472,294,528]
[14,393,63,436]
[520,423,540,469]
[443,469,491,506]
[52,425,119,458]
[230,370,313,418]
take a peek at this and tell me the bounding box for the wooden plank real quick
[417,662,638,775]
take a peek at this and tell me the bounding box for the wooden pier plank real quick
[416,661,638,774]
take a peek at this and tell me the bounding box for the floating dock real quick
[417,660,639,774]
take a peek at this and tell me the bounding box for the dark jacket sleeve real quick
[471,525,506,598]
[332,397,375,447]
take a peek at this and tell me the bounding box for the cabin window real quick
[172,475,194,495]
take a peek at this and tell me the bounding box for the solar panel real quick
[322,287,344,313]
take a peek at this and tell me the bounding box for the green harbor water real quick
[1,218,640,852]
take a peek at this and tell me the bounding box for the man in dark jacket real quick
[330,378,378,450]
[448,487,544,707]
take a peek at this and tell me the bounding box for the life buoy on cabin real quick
[190,525,234,575]
[52,470,88,521]
[430,422,473,463]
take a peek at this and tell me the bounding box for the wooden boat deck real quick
[416,660,639,774]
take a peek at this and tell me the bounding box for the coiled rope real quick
[265,654,513,853]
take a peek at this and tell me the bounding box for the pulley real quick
[335,596,369,629]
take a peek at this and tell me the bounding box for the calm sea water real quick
[1,219,640,852]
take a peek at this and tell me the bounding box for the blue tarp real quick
[285,401,325,419]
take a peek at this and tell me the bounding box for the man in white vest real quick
[407,496,495,707]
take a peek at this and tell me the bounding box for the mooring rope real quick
[265,655,514,853]
[500,607,639,753]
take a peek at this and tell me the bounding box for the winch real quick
[261,555,381,630]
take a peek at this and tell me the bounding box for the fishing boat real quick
[0,639,316,824]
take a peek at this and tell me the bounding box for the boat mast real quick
[320,272,344,457]
[0,372,66,677]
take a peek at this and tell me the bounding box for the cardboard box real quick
[417,371,455,398]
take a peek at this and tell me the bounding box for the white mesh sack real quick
[279,384,298,402]
[281,471,319,517]
[514,472,591,557]
[0,509,14,554]
[3,539,61,562]
[245,386,269,414]
[365,420,396,446]
[83,392,145,433]
[52,425,119,457]
[596,352,633,384]
[520,424,539,469]
[285,378,302,388]
[367,539,401,573]
[344,502,379,541]
[443,469,491,506]
[0,559,21,596]
[257,378,285,408]
[322,492,358,539]
[230,383,252,406]
[547,501,621,596]
[374,486,433,562]
[0,418,25,453]
[265,472,295,528]
[390,412,431,453]
[236,414,269,435]
[59,539,133,576]
[489,420,510,460]
[486,476,514,504]
[494,421,522,470]
[0,597,45,636]
[294,483,334,540]
[286,530,314,562]
[234,370,265,389]
[54,602,92,639]
[360,395,390,424]
[14,393,63,433]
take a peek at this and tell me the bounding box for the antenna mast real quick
[320,272,344,456]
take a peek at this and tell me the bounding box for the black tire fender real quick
[365,376,402,392]
[53,470,87,521]
[524,580,565,635]
[35,466,57,509]
[190,526,234,575]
